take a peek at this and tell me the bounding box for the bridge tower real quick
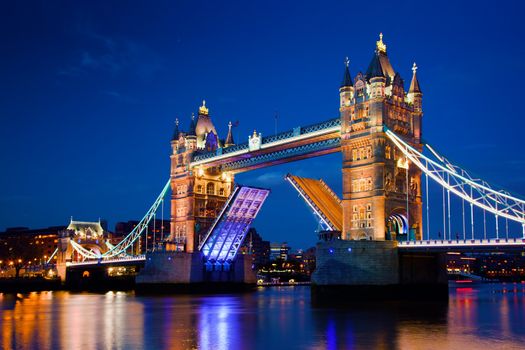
[170,102,235,252]
[340,34,423,241]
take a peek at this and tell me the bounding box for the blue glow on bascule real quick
[199,186,270,267]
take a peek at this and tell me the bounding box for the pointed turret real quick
[195,100,218,149]
[172,118,180,141]
[340,57,353,88]
[366,52,385,80]
[409,62,422,94]
[187,113,196,136]
[225,121,235,147]
[339,57,354,108]
[366,33,395,81]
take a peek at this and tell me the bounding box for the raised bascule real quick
[57,34,525,297]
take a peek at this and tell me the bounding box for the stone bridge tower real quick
[340,34,423,241]
[170,102,235,252]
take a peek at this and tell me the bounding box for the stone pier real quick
[311,240,448,303]
[135,251,256,293]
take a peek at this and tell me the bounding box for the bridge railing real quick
[67,255,146,267]
[192,117,341,163]
[398,238,525,248]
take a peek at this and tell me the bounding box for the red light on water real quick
[455,280,473,283]
[456,287,473,292]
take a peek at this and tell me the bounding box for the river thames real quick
[1,283,525,349]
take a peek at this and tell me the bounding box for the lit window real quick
[206,182,215,195]
[359,148,365,159]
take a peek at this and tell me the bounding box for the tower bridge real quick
[56,34,525,297]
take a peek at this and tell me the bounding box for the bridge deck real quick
[286,174,342,231]
[398,238,525,252]
[200,186,270,263]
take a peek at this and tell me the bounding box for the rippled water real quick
[1,283,525,349]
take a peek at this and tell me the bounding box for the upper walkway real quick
[190,118,341,173]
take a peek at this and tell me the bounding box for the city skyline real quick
[2,1,525,249]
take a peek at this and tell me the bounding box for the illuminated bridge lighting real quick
[200,186,270,266]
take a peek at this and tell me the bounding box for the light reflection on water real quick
[1,284,525,349]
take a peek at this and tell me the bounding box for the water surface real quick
[1,283,525,349]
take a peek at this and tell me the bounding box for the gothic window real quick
[359,148,365,160]
[353,205,358,212]
[367,203,372,211]
[196,185,203,193]
[219,188,225,196]
[359,207,365,220]
[366,146,372,159]
[385,145,391,159]
[358,180,363,192]
[367,178,373,191]
[206,182,215,195]
[352,149,357,161]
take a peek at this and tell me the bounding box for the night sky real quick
[2,1,525,249]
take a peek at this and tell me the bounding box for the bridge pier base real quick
[135,251,256,293]
[311,240,448,304]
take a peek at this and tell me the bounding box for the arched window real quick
[219,188,225,196]
[366,146,372,159]
[206,182,215,195]
[352,149,358,161]
[196,185,203,193]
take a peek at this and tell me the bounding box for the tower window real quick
[206,183,215,195]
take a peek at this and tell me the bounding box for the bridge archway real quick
[386,210,408,241]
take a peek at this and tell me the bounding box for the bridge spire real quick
[225,121,235,147]
[172,118,180,141]
[340,57,353,88]
[187,113,196,136]
[409,62,422,94]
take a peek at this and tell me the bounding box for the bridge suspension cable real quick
[385,129,525,236]
[102,179,171,258]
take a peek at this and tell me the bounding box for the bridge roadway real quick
[67,238,525,269]
[398,238,525,252]
[67,256,146,268]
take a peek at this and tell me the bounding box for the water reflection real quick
[0,284,524,349]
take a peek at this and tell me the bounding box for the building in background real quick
[0,226,64,265]
[239,228,270,269]
[270,242,290,261]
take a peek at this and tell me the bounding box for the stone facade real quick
[340,34,423,241]
[169,103,235,252]
[312,240,399,285]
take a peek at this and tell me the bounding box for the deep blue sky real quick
[1,1,525,249]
